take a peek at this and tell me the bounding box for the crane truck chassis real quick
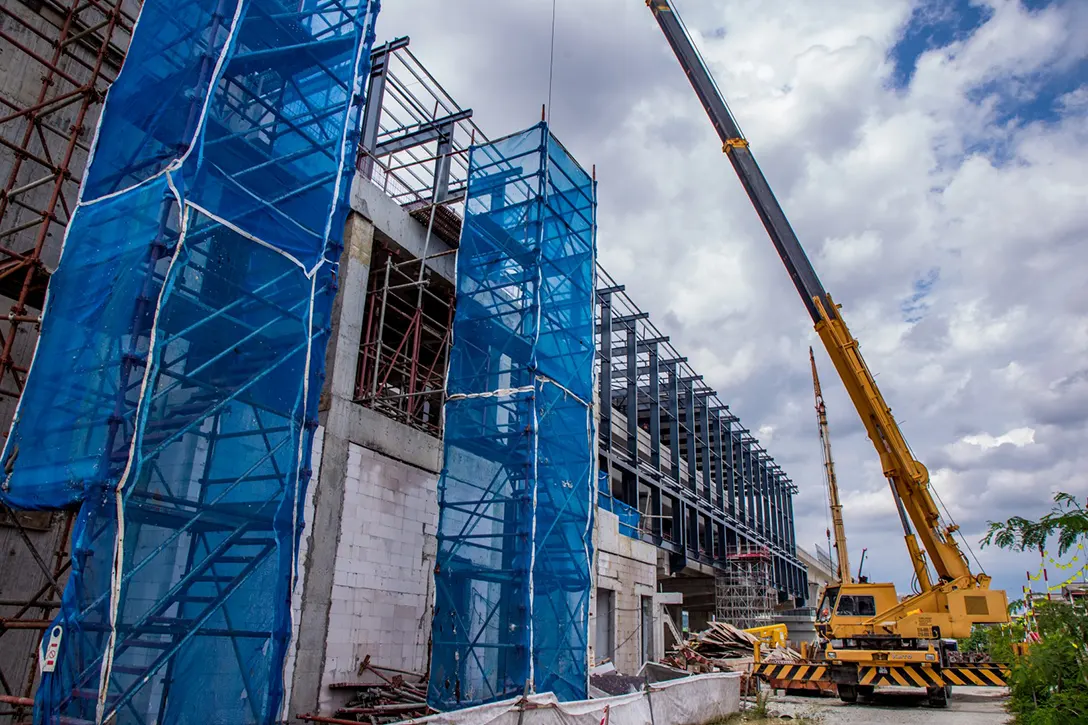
[754,640,1009,705]
[646,0,1013,706]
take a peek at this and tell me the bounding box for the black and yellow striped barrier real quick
[752,662,829,683]
[859,663,1008,688]
[754,661,1010,688]
[938,664,1009,687]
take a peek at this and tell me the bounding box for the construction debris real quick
[686,621,761,659]
[300,657,433,724]
[760,646,804,663]
[661,621,755,680]
[590,671,645,696]
[659,620,805,698]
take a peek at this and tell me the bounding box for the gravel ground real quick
[753,686,1011,724]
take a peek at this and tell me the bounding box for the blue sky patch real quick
[902,267,941,323]
[889,0,993,89]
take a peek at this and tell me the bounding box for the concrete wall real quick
[316,443,438,712]
[288,208,444,716]
[286,422,442,715]
[591,509,661,675]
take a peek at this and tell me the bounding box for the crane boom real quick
[646,0,975,588]
[811,347,851,585]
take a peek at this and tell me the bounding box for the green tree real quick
[982,493,1088,725]
[983,492,1087,557]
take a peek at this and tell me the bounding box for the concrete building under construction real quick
[0,2,807,721]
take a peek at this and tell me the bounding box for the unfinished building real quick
[0,3,806,721]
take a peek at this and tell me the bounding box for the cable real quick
[671,0,745,139]
[546,0,557,124]
[930,483,987,575]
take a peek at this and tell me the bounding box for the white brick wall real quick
[317,443,438,712]
[591,508,659,675]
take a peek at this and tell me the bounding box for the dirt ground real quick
[746,686,1011,724]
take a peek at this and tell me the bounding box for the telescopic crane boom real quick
[648,0,973,591]
[811,347,850,585]
[647,1,1010,701]
[647,0,1007,637]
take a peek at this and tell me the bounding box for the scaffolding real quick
[0,1,135,719]
[715,545,776,630]
[353,39,482,437]
[356,243,454,436]
[429,123,597,709]
[0,0,136,422]
[0,0,380,723]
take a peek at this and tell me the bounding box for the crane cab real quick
[814,583,900,638]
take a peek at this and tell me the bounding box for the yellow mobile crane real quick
[647,1,1010,706]
[811,347,851,585]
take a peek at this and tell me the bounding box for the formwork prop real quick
[0,0,380,722]
[429,123,597,709]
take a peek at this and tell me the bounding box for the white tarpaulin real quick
[405,673,741,725]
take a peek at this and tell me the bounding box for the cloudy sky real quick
[373,0,1088,599]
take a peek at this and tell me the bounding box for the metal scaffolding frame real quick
[352,38,484,437]
[715,545,776,630]
[0,1,135,719]
[356,241,454,437]
[429,122,597,708]
[0,0,135,416]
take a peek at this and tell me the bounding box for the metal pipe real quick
[370,256,392,400]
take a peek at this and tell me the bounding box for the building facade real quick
[0,23,806,720]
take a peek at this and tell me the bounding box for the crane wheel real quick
[837,684,858,703]
[926,685,951,708]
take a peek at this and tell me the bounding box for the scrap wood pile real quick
[662,621,802,673]
[307,656,434,724]
[760,646,803,663]
[687,621,760,658]
[662,621,759,669]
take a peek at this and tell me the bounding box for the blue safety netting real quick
[429,123,597,710]
[0,0,380,722]
[597,473,640,540]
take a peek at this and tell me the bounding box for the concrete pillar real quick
[288,212,374,716]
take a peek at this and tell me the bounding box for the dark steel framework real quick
[353,39,479,436]
[597,266,806,602]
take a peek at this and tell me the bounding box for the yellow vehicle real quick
[647,0,1011,707]
[745,624,788,649]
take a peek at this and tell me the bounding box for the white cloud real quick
[962,427,1036,450]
